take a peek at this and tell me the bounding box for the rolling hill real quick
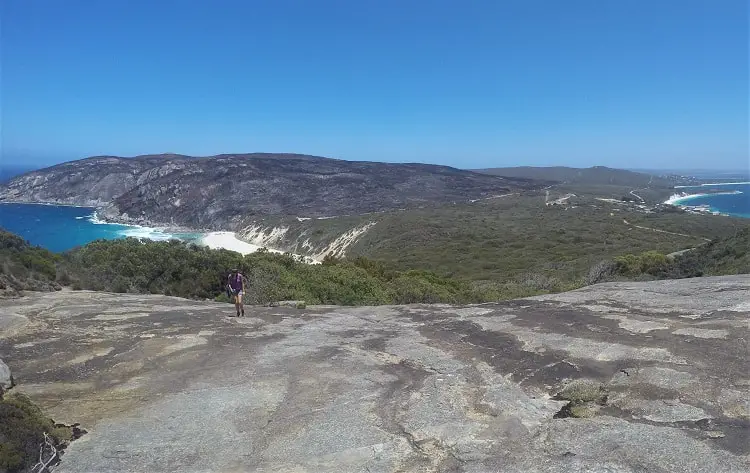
[0,153,543,229]
[474,165,675,188]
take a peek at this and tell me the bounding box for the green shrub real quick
[0,392,73,472]
[614,251,671,277]
[54,238,493,305]
[0,229,60,292]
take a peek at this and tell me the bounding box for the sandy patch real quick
[159,335,208,357]
[94,312,151,321]
[67,347,115,365]
[673,328,729,339]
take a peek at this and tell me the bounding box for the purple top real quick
[229,273,243,291]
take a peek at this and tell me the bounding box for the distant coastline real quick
[674,181,750,189]
[0,200,318,262]
[664,190,743,206]
[0,200,92,209]
[664,181,749,218]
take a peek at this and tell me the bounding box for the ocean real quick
[0,203,202,253]
[668,183,750,219]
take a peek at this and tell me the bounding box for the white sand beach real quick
[664,190,742,206]
[665,193,704,205]
[200,231,281,255]
[199,231,320,264]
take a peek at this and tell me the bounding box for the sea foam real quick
[87,211,177,241]
[665,190,743,206]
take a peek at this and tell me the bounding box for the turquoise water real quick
[671,183,750,218]
[0,203,202,252]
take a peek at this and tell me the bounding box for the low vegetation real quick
[0,392,73,473]
[2,197,749,305]
[553,380,609,419]
[0,233,492,305]
[0,230,61,296]
[347,194,749,285]
[608,228,750,280]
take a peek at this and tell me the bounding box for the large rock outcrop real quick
[0,154,543,229]
[0,275,748,472]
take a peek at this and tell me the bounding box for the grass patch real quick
[553,380,609,419]
[556,380,608,404]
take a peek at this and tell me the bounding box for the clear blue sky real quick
[2,0,748,169]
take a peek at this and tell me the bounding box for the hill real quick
[234,193,750,288]
[474,165,675,188]
[1,276,748,472]
[0,153,542,229]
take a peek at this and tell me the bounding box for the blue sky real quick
[2,0,748,169]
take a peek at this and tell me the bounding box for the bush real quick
[0,229,60,293]
[53,238,493,305]
[585,260,617,285]
[0,392,73,473]
[614,251,671,277]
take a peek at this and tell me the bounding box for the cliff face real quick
[1,275,748,472]
[0,153,541,229]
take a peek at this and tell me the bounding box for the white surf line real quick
[87,210,181,241]
[622,219,711,242]
[674,182,750,188]
[664,190,743,205]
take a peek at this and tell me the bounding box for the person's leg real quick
[239,291,245,316]
[234,293,241,316]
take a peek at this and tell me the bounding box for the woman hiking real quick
[227,269,245,317]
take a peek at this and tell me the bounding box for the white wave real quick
[664,190,743,205]
[119,226,176,241]
[75,216,84,220]
[674,181,750,188]
[87,212,108,225]
[85,211,178,241]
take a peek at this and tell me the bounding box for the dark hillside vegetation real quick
[0,153,545,229]
[0,230,61,296]
[611,228,750,280]
[345,194,749,285]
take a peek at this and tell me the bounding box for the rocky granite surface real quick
[0,154,542,229]
[0,275,748,472]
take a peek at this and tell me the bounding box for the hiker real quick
[227,269,245,317]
